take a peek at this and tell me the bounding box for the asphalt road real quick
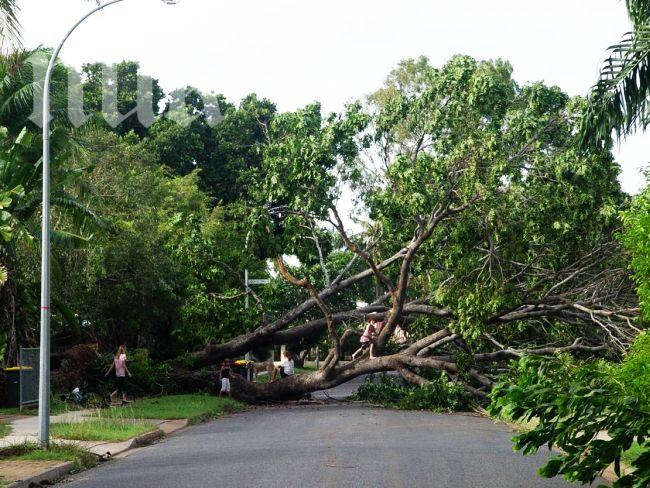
[64,403,596,488]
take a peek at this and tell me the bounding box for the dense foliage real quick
[0,49,280,365]
[0,16,646,488]
[621,173,650,318]
[353,374,472,412]
[0,3,646,486]
[488,332,649,488]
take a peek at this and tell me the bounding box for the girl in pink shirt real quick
[352,320,377,360]
[105,345,132,404]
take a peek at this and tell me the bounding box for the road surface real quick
[64,403,595,488]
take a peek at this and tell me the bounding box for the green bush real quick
[488,332,650,488]
[353,373,472,411]
[399,377,471,411]
[354,374,406,405]
[97,349,177,397]
[615,332,650,402]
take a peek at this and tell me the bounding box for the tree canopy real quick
[0,27,647,487]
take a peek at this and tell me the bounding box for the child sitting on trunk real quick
[276,350,295,379]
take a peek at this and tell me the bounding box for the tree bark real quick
[186,250,406,368]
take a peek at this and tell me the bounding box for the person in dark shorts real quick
[220,359,232,398]
[105,345,132,404]
[352,320,377,360]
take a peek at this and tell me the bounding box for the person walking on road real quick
[220,359,232,398]
[105,345,132,404]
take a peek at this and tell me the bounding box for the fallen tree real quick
[173,56,643,402]
[171,194,638,403]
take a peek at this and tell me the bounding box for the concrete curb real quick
[5,428,165,487]
[93,428,165,459]
[129,428,164,449]
[7,461,76,488]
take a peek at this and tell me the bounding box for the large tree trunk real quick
[170,327,629,404]
[171,357,395,402]
[185,251,406,368]
[179,202,638,404]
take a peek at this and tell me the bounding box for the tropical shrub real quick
[353,373,472,412]
[488,332,649,488]
[95,349,177,397]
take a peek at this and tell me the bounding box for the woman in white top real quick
[278,350,295,378]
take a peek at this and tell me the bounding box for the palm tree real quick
[0,123,109,364]
[581,0,650,148]
[0,50,108,365]
[0,0,20,52]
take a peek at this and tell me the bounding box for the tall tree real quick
[148,91,276,202]
[0,124,104,365]
[82,61,165,138]
[0,51,105,365]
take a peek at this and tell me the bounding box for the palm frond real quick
[580,25,650,148]
[0,79,37,120]
[49,230,92,250]
[51,191,112,231]
[0,0,21,51]
[0,49,73,130]
[627,0,650,29]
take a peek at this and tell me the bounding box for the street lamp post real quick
[39,0,178,447]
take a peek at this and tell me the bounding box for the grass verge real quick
[0,442,97,470]
[94,394,244,424]
[50,396,84,415]
[51,418,156,442]
[0,421,10,438]
[0,407,36,416]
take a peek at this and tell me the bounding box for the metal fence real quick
[19,347,39,409]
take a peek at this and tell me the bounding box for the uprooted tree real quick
[171,56,642,402]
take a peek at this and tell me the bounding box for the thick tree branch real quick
[187,249,406,368]
[329,206,395,294]
[276,256,340,377]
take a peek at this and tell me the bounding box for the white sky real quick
[18,0,649,194]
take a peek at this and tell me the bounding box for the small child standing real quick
[220,359,232,398]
